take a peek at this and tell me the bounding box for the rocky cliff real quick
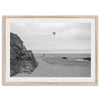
[10,32,38,76]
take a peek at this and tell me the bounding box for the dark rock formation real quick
[62,57,68,59]
[83,57,91,61]
[10,32,38,76]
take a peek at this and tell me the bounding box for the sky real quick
[10,22,91,54]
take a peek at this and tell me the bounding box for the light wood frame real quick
[3,15,98,85]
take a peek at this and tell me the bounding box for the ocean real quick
[34,53,90,58]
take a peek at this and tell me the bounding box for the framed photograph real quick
[3,16,98,85]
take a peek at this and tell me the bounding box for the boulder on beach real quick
[62,57,68,59]
[10,32,38,76]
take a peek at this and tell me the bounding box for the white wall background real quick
[0,0,99,100]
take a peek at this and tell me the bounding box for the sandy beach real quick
[16,54,91,77]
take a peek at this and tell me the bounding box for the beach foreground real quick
[15,54,91,77]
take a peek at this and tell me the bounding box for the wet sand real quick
[16,54,91,77]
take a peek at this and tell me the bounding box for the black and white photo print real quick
[3,16,98,85]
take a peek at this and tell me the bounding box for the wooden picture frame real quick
[3,15,98,85]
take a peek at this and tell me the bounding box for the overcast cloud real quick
[10,23,91,54]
